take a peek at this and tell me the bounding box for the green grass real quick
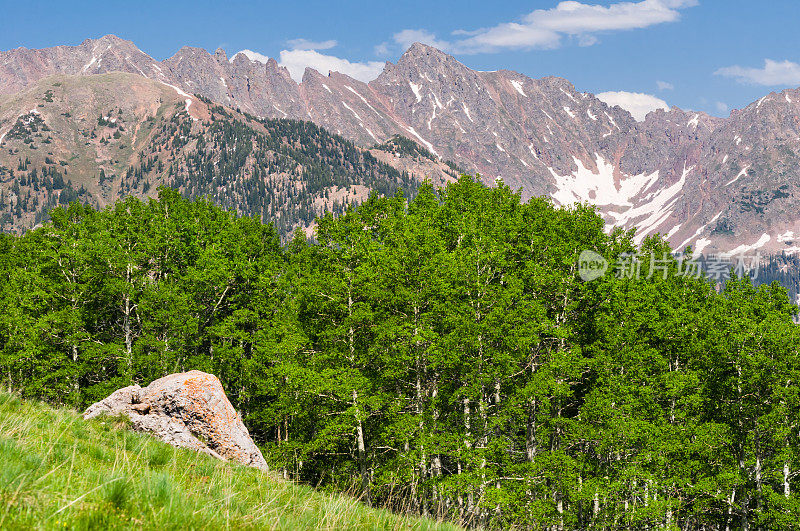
[0,392,460,530]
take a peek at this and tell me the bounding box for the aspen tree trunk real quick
[784,440,791,498]
[353,388,370,506]
[414,304,428,516]
[124,263,133,378]
[479,383,488,526]
[526,399,537,461]
[741,501,750,531]
[464,397,473,519]
[725,487,736,531]
[556,492,564,531]
[431,378,443,516]
[72,344,79,394]
[755,432,763,502]
[492,379,501,524]
[347,280,370,506]
[593,488,600,522]
[737,358,749,531]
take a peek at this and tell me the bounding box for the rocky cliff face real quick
[4,35,800,255]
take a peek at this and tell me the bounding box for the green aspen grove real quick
[1,179,798,529]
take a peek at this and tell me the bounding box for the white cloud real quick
[374,42,391,56]
[234,49,271,63]
[656,80,674,90]
[596,91,669,121]
[393,29,454,52]
[235,40,385,83]
[715,59,800,86]
[278,49,385,82]
[524,0,696,33]
[394,0,696,54]
[449,23,561,53]
[285,38,337,51]
[715,101,729,113]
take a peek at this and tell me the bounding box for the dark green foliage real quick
[1,110,419,238]
[132,112,419,237]
[735,185,791,214]
[757,253,800,306]
[6,112,46,143]
[375,134,438,161]
[0,179,799,529]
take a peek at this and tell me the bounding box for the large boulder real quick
[84,371,268,471]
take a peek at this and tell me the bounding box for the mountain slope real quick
[4,36,800,254]
[0,73,457,235]
[0,391,458,529]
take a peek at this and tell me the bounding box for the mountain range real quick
[2,34,800,256]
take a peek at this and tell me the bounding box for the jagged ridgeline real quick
[0,74,421,237]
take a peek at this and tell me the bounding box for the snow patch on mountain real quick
[405,126,438,157]
[559,88,577,103]
[160,82,198,121]
[82,55,98,73]
[695,238,712,254]
[676,211,723,252]
[622,165,691,244]
[341,102,361,122]
[345,86,380,116]
[409,82,422,103]
[721,233,771,258]
[725,165,749,186]
[510,80,526,97]
[272,104,287,117]
[462,103,473,122]
[549,154,658,209]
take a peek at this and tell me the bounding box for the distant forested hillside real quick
[757,253,800,305]
[0,75,436,238]
[1,178,799,529]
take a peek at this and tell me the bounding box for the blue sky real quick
[1,1,799,117]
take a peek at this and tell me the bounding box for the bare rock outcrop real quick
[84,370,267,471]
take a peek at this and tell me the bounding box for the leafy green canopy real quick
[0,178,798,529]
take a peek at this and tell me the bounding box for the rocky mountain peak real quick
[83,34,132,48]
[402,41,448,59]
[214,47,228,63]
[264,56,287,75]
[387,41,468,79]
[3,37,800,257]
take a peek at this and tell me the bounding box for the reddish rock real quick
[84,370,268,471]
